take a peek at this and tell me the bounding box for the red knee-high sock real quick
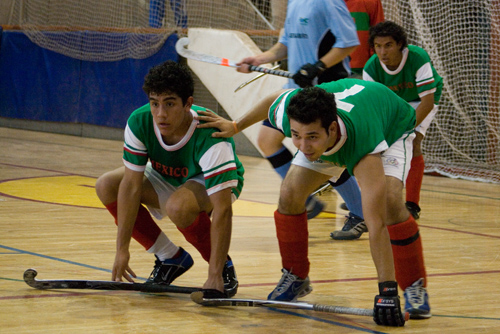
[105,201,161,250]
[274,210,309,279]
[406,155,425,205]
[387,216,427,290]
[177,212,211,262]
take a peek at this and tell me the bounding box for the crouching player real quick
[197,79,431,324]
[95,61,244,298]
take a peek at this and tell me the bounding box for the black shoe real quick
[330,214,367,240]
[305,196,325,220]
[146,247,194,285]
[201,289,227,299]
[406,201,421,220]
[223,256,238,297]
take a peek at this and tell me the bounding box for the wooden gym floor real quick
[0,127,499,333]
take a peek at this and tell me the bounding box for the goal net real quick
[4,0,500,183]
[381,0,499,183]
[5,0,284,61]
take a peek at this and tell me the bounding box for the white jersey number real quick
[334,84,365,112]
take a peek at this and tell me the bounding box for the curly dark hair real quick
[286,87,337,133]
[368,20,408,51]
[142,60,194,105]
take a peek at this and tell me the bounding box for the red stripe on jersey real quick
[417,78,434,87]
[124,146,147,156]
[205,166,236,180]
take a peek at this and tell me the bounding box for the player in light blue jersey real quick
[236,0,365,237]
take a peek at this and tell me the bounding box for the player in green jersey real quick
[95,60,244,298]
[197,79,431,324]
[362,20,443,220]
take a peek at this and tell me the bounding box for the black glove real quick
[373,281,406,326]
[292,60,326,88]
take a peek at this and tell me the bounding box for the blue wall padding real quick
[0,30,178,129]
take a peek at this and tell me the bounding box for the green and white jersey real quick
[123,104,244,198]
[268,79,416,174]
[363,45,443,104]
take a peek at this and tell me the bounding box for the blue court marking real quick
[0,244,111,272]
[0,276,22,282]
[269,308,388,334]
[0,244,147,281]
[2,243,383,331]
[432,314,500,321]
[4,244,500,325]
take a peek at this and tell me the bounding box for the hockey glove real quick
[373,281,406,326]
[292,60,326,88]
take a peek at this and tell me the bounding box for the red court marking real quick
[239,269,500,288]
[419,224,500,239]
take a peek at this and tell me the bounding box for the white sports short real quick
[143,162,237,219]
[409,101,438,136]
[292,131,416,184]
[144,162,205,220]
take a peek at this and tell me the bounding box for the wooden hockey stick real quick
[175,37,293,79]
[190,291,374,317]
[24,268,200,294]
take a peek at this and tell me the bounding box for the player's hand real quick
[292,61,326,88]
[236,56,259,73]
[195,110,236,137]
[112,249,137,283]
[373,281,406,326]
[202,273,225,296]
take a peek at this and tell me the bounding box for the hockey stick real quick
[24,268,200,294]
[234,64,280,92]
[175,37,293,79]
[190,291,374,317]
[310,182,333,197]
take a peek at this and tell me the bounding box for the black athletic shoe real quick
[406,201,421,220]
[330,213,367,240]
[146,247,194,285]
[223,256,238,297]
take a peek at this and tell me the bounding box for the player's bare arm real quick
[204,188,233,293]
[320,46,358,68]
[196,89,286,137]
[236,43,288,73]
[112,167,143,282]
[414,93,435,126]
[353,153,396,283]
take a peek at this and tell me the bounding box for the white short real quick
[292,131,416,184]
[381,132,416,184]
[143,162,237,220]
[144,162,205,220]
[409,101,438,136]
[292,151,345,182]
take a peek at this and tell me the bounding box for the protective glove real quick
[292,60,326,88]
[373,281,406,326]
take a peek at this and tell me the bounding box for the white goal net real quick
[6,0,284,61]
[4,0,500,183]
[381,0,499,183]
